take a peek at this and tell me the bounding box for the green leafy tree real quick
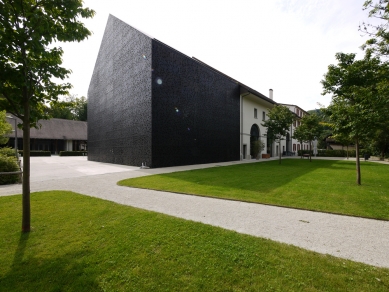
[47,100,74,120]
[0,0,94,232]
[73,96,87,121]
[0,110,12,145]
[296,114,324,162]
[262,105,295,164]
[360,0,389,56]
[292,125,307,159]
[321,52,389,185]
[47,95,87,121]
[331,133,354,159]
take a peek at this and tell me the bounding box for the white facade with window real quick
[239,90,311,160]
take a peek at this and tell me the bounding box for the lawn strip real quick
[118,159,389,220]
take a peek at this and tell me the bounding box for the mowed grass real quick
[119,159,389,220]
[1,191,388,291]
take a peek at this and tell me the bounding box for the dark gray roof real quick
[5,115,87,140]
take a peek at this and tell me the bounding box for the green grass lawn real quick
[0,191,388,291]
[118,159,389,220]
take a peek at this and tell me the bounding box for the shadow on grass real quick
[1,233,100,292]
[151,159,342,194]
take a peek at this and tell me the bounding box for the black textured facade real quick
[88,15,152,166]
[88,15,240,168]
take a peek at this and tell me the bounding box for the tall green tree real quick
[47,100,74,120]
[47,95,87,121]
[321,52,389,185]
[331,133,354,159]
[262,105,295,164]
[360,0,389,56]
[292,125,306,159]
[0,110,12,145]
[0,0,94,232]
[295,114,324,162]
[73,96,87,121]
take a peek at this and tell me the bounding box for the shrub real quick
[0,147,17,157]
[18,150,51,157]
[0,155,19,185]
[59,151,87,156]
[298,149,367,158]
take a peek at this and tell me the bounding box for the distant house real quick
[5,115,87,154]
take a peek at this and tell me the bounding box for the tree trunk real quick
[355,139,361,185]
[300,143,303,159]
[347,145,349,160]
[309,140,312,162]
[22,101,31,232]
[279,141,281,164]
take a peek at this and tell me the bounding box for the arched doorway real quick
[250,124,260,159]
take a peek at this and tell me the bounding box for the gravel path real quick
[1,156,388,269]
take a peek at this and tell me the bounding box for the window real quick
[262,111,265,121]
[293,120,296,127]
[254,108,257,119]
[293,144,296,151]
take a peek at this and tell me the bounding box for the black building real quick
[88,15,241,168]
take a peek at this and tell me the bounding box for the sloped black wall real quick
[88,15,153,166]
[151,40,240,167]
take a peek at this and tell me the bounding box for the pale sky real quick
[57,0,372,110]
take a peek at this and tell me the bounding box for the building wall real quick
[88,15,153,166]
[151,40,241,167]
[241,95,274,158]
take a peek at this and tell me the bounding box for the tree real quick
[47,100,74,120]
[295,114,324,162]
[251,139,265,159]
[46,95,87,121]
[292,124,307,159]
[0,110,12,145]
[262,105,295,164]
[73,96,87,121]
[331,133,354,159]
[360,0,389,57]
[321,52,389,185]
[0,0,94,232]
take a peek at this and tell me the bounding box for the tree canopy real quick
[321,52,389,184]
[360,0,389,57]
[262,105,295,164]
[0,110,12,145]
[292,114,324,161]
[47,95,88,121]
[0,0,94,232]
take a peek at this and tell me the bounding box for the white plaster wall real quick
[241,95,275,158]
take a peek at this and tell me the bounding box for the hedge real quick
[0,147,17,157]
[59,151,88,156]
[18,150,51,157]
[0,155,19,185]
[297,149,369,157]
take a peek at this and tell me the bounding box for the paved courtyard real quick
[1,156,388,269]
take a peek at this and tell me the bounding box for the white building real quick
[240,89,311,160]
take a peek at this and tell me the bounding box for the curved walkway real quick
[1,156,388,269]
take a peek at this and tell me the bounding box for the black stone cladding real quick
[88,15,152,166]
[151,40,240,167]
[88,15,240,168]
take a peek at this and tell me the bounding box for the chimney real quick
[269,89,273,100]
